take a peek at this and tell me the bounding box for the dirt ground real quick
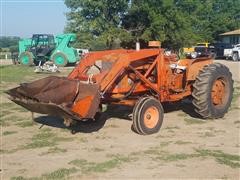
[0,59,240,179]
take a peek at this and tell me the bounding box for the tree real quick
[121,0,199,50]
[177,0,240,42]
[64,0,240,50]
[0,36,20,49]
[65,0,129,49]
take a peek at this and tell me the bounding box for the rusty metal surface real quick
[7,76,100,120]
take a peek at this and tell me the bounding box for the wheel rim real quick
[21,55,30,65]
[54,55,65,65]
[143,106,159,128]
[211,78,226,106]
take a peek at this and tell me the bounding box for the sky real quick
[1,0,68,38]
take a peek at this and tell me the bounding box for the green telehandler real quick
[18,33,78,67]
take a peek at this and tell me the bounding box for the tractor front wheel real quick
[19,52,34,66]
[51,52,68,67]
[132,97,164,135]
[192,63,233,119]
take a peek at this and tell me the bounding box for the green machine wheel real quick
[52,52,68,67]
[19,52,34,66]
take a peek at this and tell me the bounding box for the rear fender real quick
[186,58,213,81]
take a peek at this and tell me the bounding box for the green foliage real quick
[0,36,20,52]
[3,131,17,136]
[11,168,78,180]
[184,117,206,125]
[24,129,74,149]
[196,149,240,168]
[65,0,240,50]
[69,155,132,174]
[0,65,34,82]
[65,0,129,49]
[40,147,67,156]
[0,65,47,83]
[41,168,78,179]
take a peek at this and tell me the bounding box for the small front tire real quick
[132,97,164,135]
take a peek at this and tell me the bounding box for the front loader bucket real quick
[6,76,100,120]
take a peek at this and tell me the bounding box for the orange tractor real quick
[7,43,233,135]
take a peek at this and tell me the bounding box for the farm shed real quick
[220,29,240,45]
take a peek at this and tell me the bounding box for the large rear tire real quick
[132,97,164,135]
[192,63,233,119]
[19,52,34,66]
[51,52,68,67]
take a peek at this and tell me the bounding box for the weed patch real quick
[178,113,187,117]
[229,86,240,110]
[1,65,37,83]
[11,167,78,180]
[158,153,199,162]
[3,131,17,136]
[142,145,240,168]
[78,137,88,143]
[175,140,192,145]
[11,106,28,112]
[184,118,206,125]
[40,147,67,156]
[0,110,12,118]
[24,129,74,149]
[1,102,28,113]
[196,149,240,168]
[105,124,119,128]
[69,155,132,174]
[24,130,57,149]
[15,121,34,128]
[10,177,26,180]
[1,115,26,126]
[41,168,78,179]
[92,147,104,152]
[143,147,199,162]
[165,126,180,130]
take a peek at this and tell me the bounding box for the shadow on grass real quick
[34,104,132,134]
[162,98,201,118]
[34,98,200,134]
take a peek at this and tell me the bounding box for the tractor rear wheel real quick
[132,97,164,135]
[192,63,233,119]
[52,52,68,67]
[19,52,34,66]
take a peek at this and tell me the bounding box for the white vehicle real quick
[76,48,89,57]
[223,48,233,59]
[224,44,240,61]
[232,44,240,61]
